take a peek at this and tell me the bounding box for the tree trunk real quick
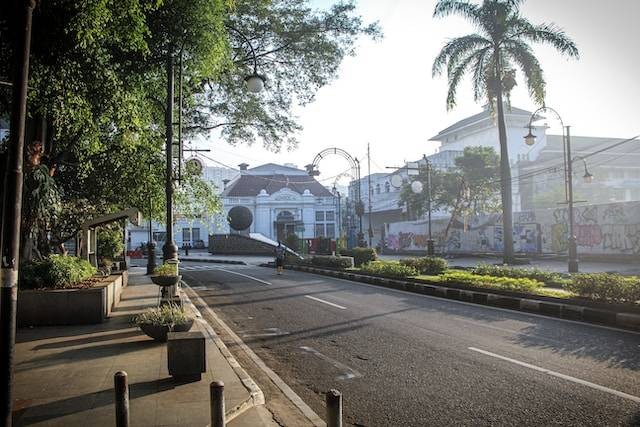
[495,77,515,264]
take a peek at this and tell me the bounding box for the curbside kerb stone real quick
[616,313,640,330]
[487,294,520,309]
[561,304,584,321]
[519,299,541,313]
[583,307,617,325]
[538,302,563,317]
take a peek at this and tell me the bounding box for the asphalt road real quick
[180,262,640,426]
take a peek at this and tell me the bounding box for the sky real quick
[197,0,640,188]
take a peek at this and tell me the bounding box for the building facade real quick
[219,163,338,242]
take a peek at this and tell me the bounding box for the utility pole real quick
[565,126,578,273]
[1,1,36,425]
[423,155,435,256]
[367,143,373,247]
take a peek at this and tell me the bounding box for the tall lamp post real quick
[524,107,593,273]
[162,26,265,262]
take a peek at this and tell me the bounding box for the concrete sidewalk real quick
[13,268,276,426]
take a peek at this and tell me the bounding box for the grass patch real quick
[532,288,575,299]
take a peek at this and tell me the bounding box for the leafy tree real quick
[432,0,578,263]
[400,146,500,219]
[188,0,382,151]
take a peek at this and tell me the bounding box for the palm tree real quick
[432,0,578,264]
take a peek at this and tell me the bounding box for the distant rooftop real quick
[430,105,532,141]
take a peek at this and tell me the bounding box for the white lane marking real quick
[469,347,640,403]
[214,267,272,286]
[300,346,363,380]
[312,273,640,336]
[304,295,347,310]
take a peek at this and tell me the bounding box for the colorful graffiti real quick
[385,201,640,256]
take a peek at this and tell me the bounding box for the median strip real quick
[469,347,640,403]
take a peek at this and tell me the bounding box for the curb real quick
[181,257,246,265]
[180,283,264,423]
[280,265,640,332]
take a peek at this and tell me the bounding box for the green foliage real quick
[309,255,354,270]
[472,264,569,287]
[400,146,500,219]
[175,160,223,226]
[432,0,579,110]
[339,248,377,267]
[97,226,125,261]
[566,273,640,305]
[134,304,191,327]
[400,257,448,275]
[442,270,543,292]
[20,255,97,290]
[153,263,179,276]
[360,261,418,279]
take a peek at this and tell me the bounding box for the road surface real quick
[180,262,640,426]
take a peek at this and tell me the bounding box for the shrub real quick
[472,264,569,286]
[154,263,178,276]
[339,247,377,267]
[400,257,448,275]
[21,255,97,290]
[360,261,418,279]
[310,255,354,269]
[566,273,640,305]
[285,233,299,251]
[97,226,124,261]
[442,270,543,292]
[134,304,191,327]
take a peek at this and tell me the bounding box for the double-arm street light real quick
[524,106,593,273]
[162,26,266,263]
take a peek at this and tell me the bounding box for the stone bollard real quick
[326,389,342,427]
[210,380,225,427]
[114,371,130,427]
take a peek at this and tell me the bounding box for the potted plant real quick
[150,262,181,287]
[134,304,194,342]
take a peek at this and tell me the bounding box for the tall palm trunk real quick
[494,54,514,264]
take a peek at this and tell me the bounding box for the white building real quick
[127,164,239,250]
[219,163,338,241]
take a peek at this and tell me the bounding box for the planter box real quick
[18,275,126,326]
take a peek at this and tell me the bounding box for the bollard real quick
[114,371,130,427]
[326,389,342,427]
[210,380,225,427]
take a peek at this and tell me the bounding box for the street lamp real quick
[524,106,593,273]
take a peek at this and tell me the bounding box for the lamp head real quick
[583,170,594,184]
[245,73,265,93]
[524,127,537,146]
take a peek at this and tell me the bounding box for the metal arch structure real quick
[306,147,365,246]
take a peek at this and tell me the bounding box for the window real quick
[376,183,380,194]
[315,223,325,237]
[315,211,325,221]
[192,228,201,241]
[182,228,191,242]
[326,223,335,238]
[325,211,335,221]
[385,182,390,192]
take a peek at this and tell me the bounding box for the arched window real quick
[376,183,380,194]
[385,182,390,193]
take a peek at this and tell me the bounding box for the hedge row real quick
[442,270,543,292]
[399,257,448,275]
[338,248,377,267]
[288,255,354,269]
[566,273,640,305]
[360,261,418,279]
[472,264,569,286]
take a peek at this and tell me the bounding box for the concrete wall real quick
[385,200,640,257]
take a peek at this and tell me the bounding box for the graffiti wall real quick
[385,201,640,256]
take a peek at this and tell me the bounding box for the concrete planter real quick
[139,319,194,343]
[17,275,126,326]
[151,275,182,287]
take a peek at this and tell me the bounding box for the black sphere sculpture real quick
[228,206,253,231]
